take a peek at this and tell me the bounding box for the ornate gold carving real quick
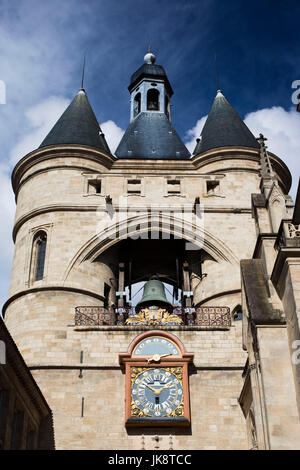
[168,402,184,417]
[125,307,183,325]
[131,400,147,417]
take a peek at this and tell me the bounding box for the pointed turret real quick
[193,90,259,155]
[39,89,110,153]
[115,49,190,160]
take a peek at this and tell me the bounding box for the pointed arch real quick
[63,213,239,282]
[30,231,47,282]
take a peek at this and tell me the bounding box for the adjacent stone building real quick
[0,317,54,449]
[2,49,300,449]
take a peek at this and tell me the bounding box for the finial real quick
[256,133,267,148]
[80,55,86,91]
[144,47,156,65]
[214,53,221,93]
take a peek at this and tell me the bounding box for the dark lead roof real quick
[115,112,191,160]
[39,90,110,153]
[129,64,173,96]
[193,91,259,155]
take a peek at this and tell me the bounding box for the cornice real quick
[12,203,252,241]
[192,146,260,167]
[252,233,277,259]
[192,146,291,194]
[12,144,115,194]
[2,285,105,316]
[271,248,300,287]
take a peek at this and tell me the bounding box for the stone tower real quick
[3,50,300,450]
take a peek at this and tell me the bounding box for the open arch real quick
[64,214,238,277]
[133,92,141,117]
[147,88,160,111]
[63,213,239,284]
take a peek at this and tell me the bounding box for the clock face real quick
[131,367,184,418]
[133,336,180,357]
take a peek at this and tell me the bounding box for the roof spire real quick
[193,92,259,155]
[256,133,274,179]
[39,89,110,153]
[81,55,86,91]
[214,53,221,92]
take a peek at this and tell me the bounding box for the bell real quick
[136,278,173,311]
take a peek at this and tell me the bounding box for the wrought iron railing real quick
[74,306,231,327]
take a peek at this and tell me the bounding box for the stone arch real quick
[63,213,239,282]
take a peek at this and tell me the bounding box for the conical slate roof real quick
[193,91,259,155]
[39,89,110,153]
[115,112,190,160]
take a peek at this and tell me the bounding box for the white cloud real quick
[184,115,207,153]
[9,96,70,163]
[185,106,300,200]
[100,120,124,154]
[244,106,300,199]
[0,96,69,311]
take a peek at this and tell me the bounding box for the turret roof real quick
[39,89,110,153]
[193,90,259,155]
[115,112,190,160]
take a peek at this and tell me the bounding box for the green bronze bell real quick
[136,278,173,311]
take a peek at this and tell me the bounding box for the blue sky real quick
[0,0,300,308]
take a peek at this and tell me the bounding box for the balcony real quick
[74,306,231,327]
[276,220,300,249]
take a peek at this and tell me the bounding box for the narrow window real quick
[206,180,220,196]
[34,232,47,281]
[134,92,141,117]
[127,179,141,195]
[88,180,101,194]
[147,89,159,111]
[167,179,181,195]
[232,305,242,321]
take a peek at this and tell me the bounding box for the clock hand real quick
[147,353,173,363]
[141,381,170,396]
[154,381,173,395]
[142,382,158,393]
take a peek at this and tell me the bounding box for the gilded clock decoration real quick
[130,367,184,418]
[125,307,183,326]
